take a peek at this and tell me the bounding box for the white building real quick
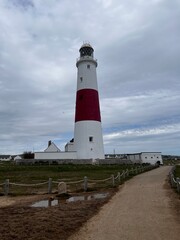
[127,152,163,165]
[35,141,77,160]
[44,141,61,152]
[73,43,104,159]
[35,43,104,160]
[0,155,12,161]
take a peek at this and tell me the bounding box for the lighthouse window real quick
[87,64,90,69]
[80,77,83,82]
[89,136,93,142]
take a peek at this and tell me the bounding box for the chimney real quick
[48,140,51,147]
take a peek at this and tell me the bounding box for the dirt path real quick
[68,166,180,240]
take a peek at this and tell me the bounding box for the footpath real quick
[68,166,180,240]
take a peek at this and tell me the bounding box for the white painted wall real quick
[74,121,104,159]
[141,152,162,164]
[127,152,163,164]
[127,154,141,163]
[44,142,61,152]
[34,151,77,160]
[0,156,12,161]
[65,142,75,152]
[77,58,98,91]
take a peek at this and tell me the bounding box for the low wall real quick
[34,151,77,160]
[97,159,132,164]
[15,158,133,165]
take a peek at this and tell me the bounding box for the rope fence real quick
[0,165,157,196]
[88,177,112,183]
[9,181,49,187]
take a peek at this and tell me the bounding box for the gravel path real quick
[68,166,180,240]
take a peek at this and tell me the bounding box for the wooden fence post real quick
[118,172,121,183]
[4,179,9,196]
[170,173,173,187]
[84,176,88,192]
[48,178,52,194]
[176,178,180,193]
[170,174,176,188]
[112,175,115,187]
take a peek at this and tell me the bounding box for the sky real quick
[0,0,180,155]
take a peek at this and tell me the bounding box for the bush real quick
[22,151,34,159]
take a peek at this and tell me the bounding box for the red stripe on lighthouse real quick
[75,89,101,122]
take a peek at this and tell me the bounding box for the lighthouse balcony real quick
[76,56,97,67]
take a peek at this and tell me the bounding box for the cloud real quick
[103,122,180,154]
[0,0,179,155]
[101,90,180,126]
[104,123,180,141]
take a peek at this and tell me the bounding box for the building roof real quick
[80,43,93,49]
[127,152,162,155]
[0,155,11,158]
[44,141,61,152]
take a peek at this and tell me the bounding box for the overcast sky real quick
[0,0,180,155]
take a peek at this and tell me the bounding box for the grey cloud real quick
[0,0,180,155]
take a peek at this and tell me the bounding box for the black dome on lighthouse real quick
[79,43,94,57]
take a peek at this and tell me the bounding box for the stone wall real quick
[15,158,132,165]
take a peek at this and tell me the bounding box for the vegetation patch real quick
[0,163,135,183]
[174,165,180,178]
[0,162,154,196]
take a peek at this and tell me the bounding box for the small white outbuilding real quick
[127,152,163,165]
[44,141,61,152]
[34,141,77,160]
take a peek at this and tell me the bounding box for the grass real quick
[163,159,180,165]
[0,162,136,183]
[174,165,180,178]
[0,162,153,196]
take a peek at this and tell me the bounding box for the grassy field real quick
[0,163,139,195]
[0,162,137,182]
[174,165,180,178]
[0,162,146,195]
[163,159,180,165]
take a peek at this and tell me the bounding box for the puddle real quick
[67,193,108,202]
[31,199,60,208]
[31,193,108,208]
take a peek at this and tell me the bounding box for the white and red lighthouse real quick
[73,43,104,159]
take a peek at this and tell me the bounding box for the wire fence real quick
[0,165,157,196]
[169,166,180,193]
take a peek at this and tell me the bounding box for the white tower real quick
[74,43,104,159]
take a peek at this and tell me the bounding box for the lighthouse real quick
[73,43,104,159]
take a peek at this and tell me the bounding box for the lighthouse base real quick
[74,121,105,159]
